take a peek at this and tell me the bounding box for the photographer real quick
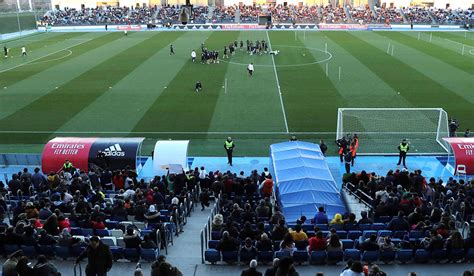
[449,119,459,137]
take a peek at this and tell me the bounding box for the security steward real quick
[349,141,357,167]
[397,139,410,168]
[336,137,348,163]
[62,159,73,173]
[224,137,235,166]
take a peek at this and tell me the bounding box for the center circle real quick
[218,45,332,67]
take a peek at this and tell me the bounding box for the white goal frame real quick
[336,108,450,155]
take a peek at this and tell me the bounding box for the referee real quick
[224,137,235,166]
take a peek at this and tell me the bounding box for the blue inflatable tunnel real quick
[270,141,346,223]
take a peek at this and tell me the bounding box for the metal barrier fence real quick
[200,192,221,263]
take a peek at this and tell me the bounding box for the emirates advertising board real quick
[443,137,474,175]
[42,137,144,173]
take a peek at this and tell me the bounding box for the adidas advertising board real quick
[42,137,144,173]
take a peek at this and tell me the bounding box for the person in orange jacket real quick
[350,141,357,167]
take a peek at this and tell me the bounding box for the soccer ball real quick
[302,53,306,57]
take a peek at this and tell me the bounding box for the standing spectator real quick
[151,255,182,276]
[344,149,352,174]
[320,140,328,156]
[313,207,328,224]
[340,260,364,276]
[224,137,235,166]
[464,129,470,137]
[369,264,386,276]
[32,255,59,276]
[241,259,262,276]
[397,139,409,167]
[264,258,279,276]
[16,256,33,276]
[75,236,113,276]
[2,250,23,276]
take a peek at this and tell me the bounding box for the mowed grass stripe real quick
[55,31,188,133]
[270,31,346,131]
[133,31,241,132]
[0,32,167,144]
[432,32,474,48]
[327,32,474,127]
[2,32,78,48]
[0,33,117,88]
[388,32,473,74]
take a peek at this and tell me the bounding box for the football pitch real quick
[0,30,473,156]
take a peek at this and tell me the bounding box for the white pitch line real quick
[27,50,73,65]
[0,39,91,74]
[443,38,474,48]
[0,130,445,135]
[266,30,289,134]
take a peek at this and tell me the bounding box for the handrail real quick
[200,229,205,264]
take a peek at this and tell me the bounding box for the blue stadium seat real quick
[110,246,124,261]
[160,209,170,216]
[211,231,221,240]
[4,244,20,255]
[240,250,257,263]
[54,246,70,260]
[371,223,386,231]
[375,216,391,224]
[448,249,465,262]
[38,245,55,256]
[293,250,309,264]
[330,224,343,230]
[257,251,274,264]
[21,245,37,258]
[302,224,313,232]
[409,231,423,241]
[336,230,348,239]
[205,249,220,264]
[341,239,354,250]
[208,240,219,249]
[295,240,308,250]
[275,251,291,259]
[393,231,407,239]
[361,251,379,263]
[327,251,343,263]
[140,249,158,262]
[466,248,474,262]
[321,231,330,238]
[358,224,371,231]
[82,228,94,237]
[380,250,396,263]
[140,229,152,238]
[310,251,327,265]
[362,230,378,240]
[71,245,86,258]
[414,249,430,263]
[273,241,281,251]
[70,227,83,236]
[316,224,328,231]
[105,220,119,229]
[123,248,140,262]
[221,251,239,263]
[377,230,392,238]
[344,249,361,261]
[348,230,362,240]
[391,238,402,246]
[396,249,413,263]
[431,249,447,262]
[95,229,109,237]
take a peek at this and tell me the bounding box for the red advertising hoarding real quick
[443,137,474,174]
[41,137,96,174]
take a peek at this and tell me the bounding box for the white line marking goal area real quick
[266,30,290,134]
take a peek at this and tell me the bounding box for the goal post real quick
[336,108,450,155]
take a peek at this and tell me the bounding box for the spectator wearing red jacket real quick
[260,175,273,197]
[308,231,327,253]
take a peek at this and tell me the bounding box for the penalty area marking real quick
[218,45,333,68]
[26,49,73,65]
[0,39,91,74]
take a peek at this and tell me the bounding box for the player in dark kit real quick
[3,45,7,58]
[195,81,202,92]
[169,44,175,55]
[223,46,228,59]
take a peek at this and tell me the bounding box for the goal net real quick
[336,108,450,155]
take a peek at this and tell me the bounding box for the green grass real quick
[0,30,472,156]
[0,12,37,34]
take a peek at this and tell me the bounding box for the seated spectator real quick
[124,228,141,249]
[58,228,73,247]
[5,226,22,245]
[16,255,33,275]
[369,264,387,276]
[359,234,380,252]
[42,214,60,236]
[357,211,373,225]
[308,231,327,253]
[289,224,308,242]
[398,234,412,250]
[38,229,57,246]
[256,233,273,252]
[272,219,288,241]
[240,222,256,241]
[33,255,58,275]
[343,213,357,229]
[144,205,161,224]
[38,203,53,220]
[217,231,239,251]
[387,211,410,231]
[341,260,364,276]
[241,259,262,276]
[256,200,270,218]
[141,234,157,249]
[57,215,71,231]
[421,229,444,251]
[151,255,182,276]
[313,206,328,224]
[25,202,39,219]
[279,233,296,254]
[326,234,342,252]
[330,213,343,226]
[275,256,298,275]
[445,231,464,251]
[212,214,224,232]
[241,237,257,255]
[270,206,284,225]
[241,203,256,223]
[22,226,38,247]
[377,236,395,252]
[264,258,279,276]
